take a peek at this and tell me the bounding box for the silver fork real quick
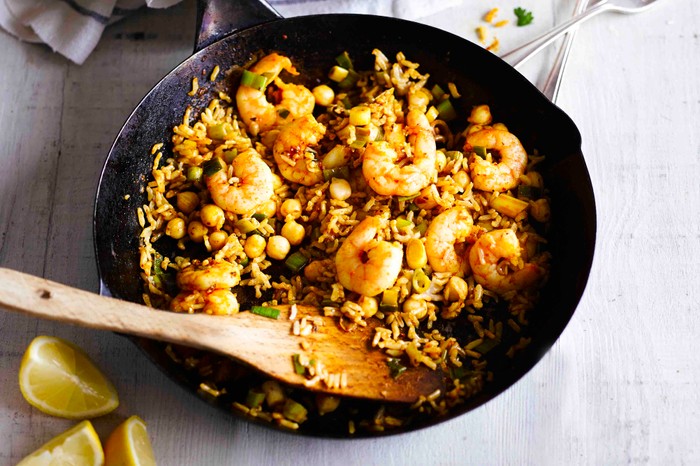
[541,0,590,103]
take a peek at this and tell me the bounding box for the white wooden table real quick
[1,0,697,464]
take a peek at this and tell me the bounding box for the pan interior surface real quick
[94,14,595,437]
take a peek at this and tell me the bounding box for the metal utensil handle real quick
[542,0,591,102]
[195,0,282,52]
[502,0,610,68]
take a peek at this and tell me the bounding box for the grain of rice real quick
[210,65,220,81]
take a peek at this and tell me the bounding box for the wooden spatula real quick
[0,267,443,403]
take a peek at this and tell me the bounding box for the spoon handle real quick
[502,0,610,68]
[0,267,238,351]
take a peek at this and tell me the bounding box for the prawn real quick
[236,53,315,136]
[170,289,240,316]
[335,216,403,297]
[206,149,274,215]
[468,229,546,295]
[273,114,325,186]
[362,109,437,197]
[176,259,241,291]
[425,206,476,276]
[464,128,527,192]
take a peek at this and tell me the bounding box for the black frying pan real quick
[94,0,596,437]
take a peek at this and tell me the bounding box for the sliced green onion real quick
[396,218,413,230]
[380,288,399,312]
[207,122,233,140]
[321,299,339,308]
[436,99,458,121]
[202,158,224,177]
[245,389,266,408]
[277,108,290,119]
[517,185,541,200]
[431,84,446,101]
[450,366,475,380]
[292,354,306,375]
[250,305,281,320]
[223,149,238,163]
[335,51,354,70]
[412,269,431,293]
[374,125,385,141]
[252,213,267,222]
[445,150,463,160]
[397,193,419,202]
[340,96,352,109]
[387,358,407,379]
[328,65,349,82]
[285,251,309,273]
[240,69,268,91]
[415,222,428,235]
[338,69,360,90]
[186,166,203,182]
[323,166,350,181]
[474,338,499,354]
[239,256,250,267]
[473,146,488,158]
[234,218,259,234]
[282,399,308,423]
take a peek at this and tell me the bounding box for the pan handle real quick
[195,0,282,53]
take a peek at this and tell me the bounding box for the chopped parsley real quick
[514,7,534,26]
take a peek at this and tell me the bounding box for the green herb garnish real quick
[285,251,309,273]
[292,354,306,375]
[387,358,407,379]
[250,305,281,319]
[514,7,534,26]
[202,158,223,177]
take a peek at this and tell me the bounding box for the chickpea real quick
[312,84,335,107]
[258,199,277,219]
[468,104,492,125]
[187,220,208,243]
[200,204,225,229]
[271,172,284,190]
[281,220,305,246]
[444,276,469,302]
[405,239,427,270]
[176,191,199,214]
[403,296,428,320]
[280,198,302,220]
[165,217,186,239]
[209,230,228,250]
[329,177,351,201]
[244,234,266,258]
[358,296,378,318]
[266,235,291,260]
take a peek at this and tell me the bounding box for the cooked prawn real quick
[468,229,546,295]
[362,109,437,197]
[464,128,527,192]
[335,216,403,297]
[176,259,241,291]
[170,289,240,316]
[273,114,325,186]
[425,206,476,276]
[236,53,315,136]
[206,149,274,215]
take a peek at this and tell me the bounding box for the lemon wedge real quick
[19,335,119,419]
[17,419,104,466]
[104,415,157,466]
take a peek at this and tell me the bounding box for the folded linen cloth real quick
[0,0,462,65]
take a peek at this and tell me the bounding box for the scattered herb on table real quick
[514,7,534,26]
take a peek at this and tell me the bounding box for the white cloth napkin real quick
[0,0,462,65]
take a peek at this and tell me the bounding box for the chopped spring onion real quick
[207,122,234,140]
[186,166,203,182]
[234,218,259,234]
[340,96,353,109]
[282,399,308,423]
[252,213,267,221]
[517,184,541,200]
[474,338,499,354]
[323,166,350,181]
[387,358,407,379]
[445,150,463,159]
[202,158,223,177]
[380,288,399,312]
[473,146,488,157]
[397,193,419,202]
[396,218,413,230]
[277,108,290,119]
[292,354,306,375]
[250,305,281,320]
[239,257,250,267]
[223,149,238,163]
[240,69,268,91]
[335,51,354,70]
[437,99,458,121]
[415,222,428,235]
[426,105,439,122]
[349,106,371,127]
[245,389,266,408]
[328,65,349,82]
[431,84,446,101]
[285,251,309,273]
[491,194,529,218]
[412,269,431,293]
[450,366,475,380]
[338,69,360,90]
[320,299,339,308]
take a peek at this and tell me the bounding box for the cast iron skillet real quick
[94,0,596,437]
